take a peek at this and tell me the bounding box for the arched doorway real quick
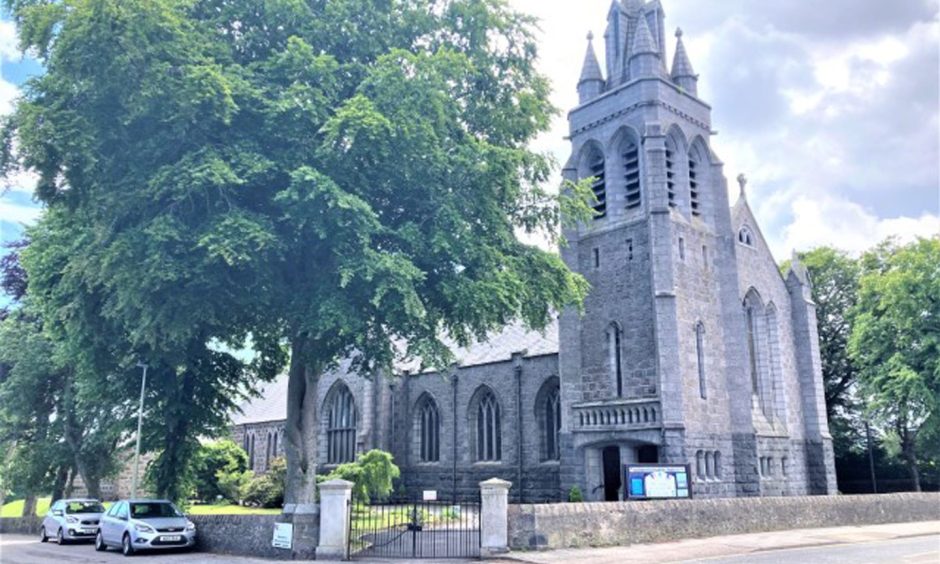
[602,446,622,501]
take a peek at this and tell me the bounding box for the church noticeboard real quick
[272,523,293,550]
[624,464,692,500]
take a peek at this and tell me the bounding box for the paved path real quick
[499,521,940,564]
[1,521,938,563]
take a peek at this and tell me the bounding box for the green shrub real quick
[243,457,285,508]
[191,440,250,503]
[567,486,583,502]
[320,449,400,504]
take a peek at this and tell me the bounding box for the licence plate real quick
[82,528,96,534]
[161,535,182,542]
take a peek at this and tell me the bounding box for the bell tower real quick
[558,0,756,500]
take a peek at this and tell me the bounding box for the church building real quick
[232,0,837,503]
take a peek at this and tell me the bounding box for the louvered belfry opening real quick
[590,152,607,217]
[623,141,642,209]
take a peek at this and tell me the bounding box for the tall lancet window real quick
[695,322,707,399]
[474,389,502,462]
[537,379,562,461]
[417,395,440,463]
[689,153,701,216]
[623,140,642,209]
[665,145,677,207]
[746,305,760,396]
[589,151,607,217]
[326,384,358,464]
[609,323,624,397]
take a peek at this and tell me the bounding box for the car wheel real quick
[39,526,48,543]
[95,531,107,552]
[122,533,134,557]
[57,528,67,545]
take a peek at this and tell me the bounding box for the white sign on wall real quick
[423,490,438,501]
[272,522,293,550]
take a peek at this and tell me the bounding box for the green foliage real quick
[849,237,940,490]
[244,457,286,509]
[321,449,401,504]
[2,0,591,505]
[567,486,583,503]
[190,440,249,503]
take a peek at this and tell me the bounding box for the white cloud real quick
[777,195,939,255]
[0,20,20,61]
[0,196,41,225]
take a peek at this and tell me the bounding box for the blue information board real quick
[624,464,693,500]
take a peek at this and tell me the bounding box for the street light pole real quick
[131,362,148,499]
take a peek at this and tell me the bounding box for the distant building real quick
[233,0,836,502]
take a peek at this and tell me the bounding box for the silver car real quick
[40,498,105,544]
[95,499,197,556]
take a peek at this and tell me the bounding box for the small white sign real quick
[272,523,293,550]
[423,490,438,501]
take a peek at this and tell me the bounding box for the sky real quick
[0,1,938,260]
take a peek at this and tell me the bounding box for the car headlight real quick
[66,516,79,524]
[134,523,155,533]
[185,521,196,532]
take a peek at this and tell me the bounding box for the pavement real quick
[0,521,937,563]
[497,521,940,564]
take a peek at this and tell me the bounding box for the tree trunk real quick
[62,377,102,500]
[51,465,69,503]
[284,336,321,510]
[65,466,76,498]
[902,440,922,492]
[22,494,37,518]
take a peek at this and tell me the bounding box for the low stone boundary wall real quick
[0,514,298,559]
[508,493,940,550]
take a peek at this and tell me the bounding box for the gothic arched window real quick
[272,430,278,459]
[326,384,358,464]
[536,379,561,461]
[473,388,502,462]
[249,434,256,471]
[665,138,678,207]
[417,395,440,463]
[689,151,701,216]
[622,138,642,209]
[746,304,760,396]
[608,323,624,397]
[738,226,754,246]
[695,322,707,399]
[582,145,607,218]
[266,432,273,470]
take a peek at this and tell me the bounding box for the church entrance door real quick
[602,446,622,501]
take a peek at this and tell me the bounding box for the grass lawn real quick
[2,497,277,517]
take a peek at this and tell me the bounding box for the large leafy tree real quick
[849,238,940,491]
[3,0,590,509]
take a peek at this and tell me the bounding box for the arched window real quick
[665,138,677,207]
[417,395,440,463]
[583,146,607,218]
[536,379,561,461]
[705,451,715,479]
[745,303,760,396]
[266,432,273,470]
[738,227,754,246]
[695,322,707,399]
[622,138,642,209]
[608,323,624,397]
[272,431,278,459]
[696,450,705,480]
[243,433,249,454]
[714,451,722,479]
[249,434,255,471]
[473,388,502,462]
[689,152,701,216]
[326,384,358,464]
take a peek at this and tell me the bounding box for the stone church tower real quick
[557,0,837,499]
[231,0,838,504]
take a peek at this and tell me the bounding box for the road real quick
[1,530,937,563]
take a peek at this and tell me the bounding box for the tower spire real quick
[629,14,660,78]
[671,28,699,96]
[578,32,605,103]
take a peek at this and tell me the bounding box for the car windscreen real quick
[65,501,105,514]
[129,502,182,519]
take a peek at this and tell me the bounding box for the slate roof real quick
[231,318,560,426]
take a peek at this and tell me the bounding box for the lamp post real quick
[131,362,148,499]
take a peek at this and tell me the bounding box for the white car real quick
[39,498,105,544]
[96,499,197,556]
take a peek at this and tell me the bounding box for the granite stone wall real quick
[507,492,940,550]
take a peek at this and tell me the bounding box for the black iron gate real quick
[347,497,481,559]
